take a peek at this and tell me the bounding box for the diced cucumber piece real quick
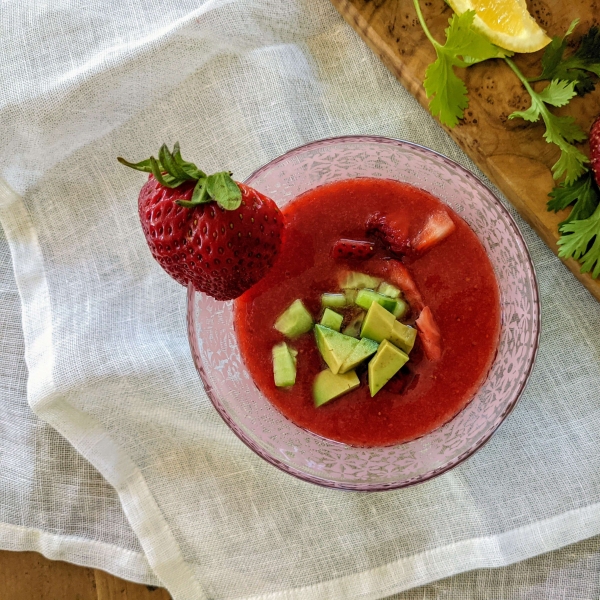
[339,338,379,374]
[344,289,358,304]
[274,299,313,338]
[314,325,359,374]
[391,298,409,319]
[342,312,365,338]
[313,369,360,407]
[377,281,401,299]
[339,271,382,290]
[389,321,417,354]
[321,293,347,308]
[320,308,343,332]
[272,342,297,387]
[368,340,409,396]
[355,289,397,313]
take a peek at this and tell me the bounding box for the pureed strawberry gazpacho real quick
[234,178,501,447]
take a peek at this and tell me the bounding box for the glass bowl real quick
[187,136,540,491]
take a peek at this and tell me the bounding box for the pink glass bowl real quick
[187,136,540,491]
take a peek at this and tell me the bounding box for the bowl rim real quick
[187,135,541,491]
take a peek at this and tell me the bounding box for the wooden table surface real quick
[0,550,171,600]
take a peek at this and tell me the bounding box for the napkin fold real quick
[1,1,600,599]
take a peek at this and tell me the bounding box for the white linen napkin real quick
[1,1,600,599]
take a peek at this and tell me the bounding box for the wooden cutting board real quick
[330,0,600,301]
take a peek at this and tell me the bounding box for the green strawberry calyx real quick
[118,142,242,211]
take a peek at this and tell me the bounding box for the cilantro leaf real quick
[424,53,469,127]
[415,3,509,127]
[548,172,599,225]
[506,62,588,184]
[537,79,578,107]
[532,21,600,96]
[535,20,579,81]
[558,203,600,278]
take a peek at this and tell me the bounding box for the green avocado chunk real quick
[274,299,313,338]
[389,321,417,354]
[313,369,360,407]
[314,324,359,374]
[339,337,379,374]
[320,308,344,332]
[339,271,382,290]
[272,342,297,387]
[368,340,409,396]
[360,301,395,343]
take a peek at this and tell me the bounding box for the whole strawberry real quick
[590,115,600,188]
[119,143,284,300]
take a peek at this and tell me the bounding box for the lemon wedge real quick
[446,0,551,52]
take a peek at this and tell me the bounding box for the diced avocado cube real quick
[320,308,343,331]
[389,321,417,354]
[360,301,395,343]
[342,311,365,338]
[321,293,347,309]
[313,369,360,407]
[368,340,409,396]
[314,324,359,374]
[377,281,401,299]
[355,289,397,313]
[272,342,297,387]
[391,298,409,319]
[339,271,382,290]
[339,338,379,374]
[274,299,313,338]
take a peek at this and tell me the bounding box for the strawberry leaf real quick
[206,172,242,211]
[159,144,193,181]
[172,142,206,180]
[175,178,210,208]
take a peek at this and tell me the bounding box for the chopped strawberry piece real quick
[331,239,376,260]
[590,116,600,188]
[386,261,425,313]
[367,212,411,256]
[412,210,456,253]
[366,258,425,313]
[416,306,442,361]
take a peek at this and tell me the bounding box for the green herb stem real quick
[413,0,439,48]
[504,58,536,96]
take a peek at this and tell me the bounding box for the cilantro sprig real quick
[548,172,599,224]
[413,1,600,277]
[558,206,600,279]
[413,0,510,127]
[549,173,600,279]
[530,21,600,96]
[506,60,588,184]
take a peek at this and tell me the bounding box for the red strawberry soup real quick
[234,178,501,447]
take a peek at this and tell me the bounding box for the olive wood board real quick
[330,0,600,301]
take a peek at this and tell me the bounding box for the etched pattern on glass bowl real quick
[187,136,540,491]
